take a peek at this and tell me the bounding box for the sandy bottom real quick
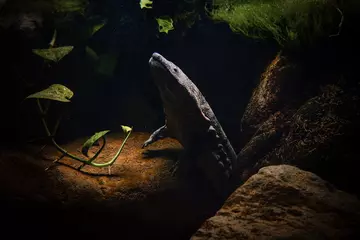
[0,132,218,240]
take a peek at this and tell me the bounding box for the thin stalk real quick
[37,99,132,168]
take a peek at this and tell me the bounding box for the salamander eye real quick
[173,67,178,72]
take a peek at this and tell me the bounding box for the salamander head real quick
[149,52,196,106]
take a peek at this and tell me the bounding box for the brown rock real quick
[192,165,360,240]
[240,52,301,147]
[256,84,360,196]
[237,111,285,181]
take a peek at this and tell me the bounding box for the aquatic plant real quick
[25,84,133,171]
[139,0,201,34]
[91,21,106,35]
[210,0,347,46]
[139,0,174,34]
[156,17,175,34]
[31,29,74,64]
[27,27,130,171]
[140,0,153,9]
[32,46,74,62]
[32,18,113,77]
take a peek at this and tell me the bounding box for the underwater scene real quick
[1,0,360,239]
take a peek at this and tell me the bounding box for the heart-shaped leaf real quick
[32,46,74,62]
[81,130,110,157]
[156,17,174,34]
[140,0,152,9]
[25,84,74,102]
[121,125,132,134]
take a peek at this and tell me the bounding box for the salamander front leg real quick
[142,125,168,148]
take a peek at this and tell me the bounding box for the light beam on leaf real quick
[140,0,152,9]
[81,130,110,157]
[25,84,74,102]
[121,125,132,134]
[32,46,74,62]
[156,17,174,34]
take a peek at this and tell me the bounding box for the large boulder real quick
[252,84,360,196]
[238,51,360,197]
[192,165,360,240]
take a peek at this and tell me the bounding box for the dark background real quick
[0,0,357,153]
[0,0,279,151]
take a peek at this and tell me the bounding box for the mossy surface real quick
[210,0,357,46]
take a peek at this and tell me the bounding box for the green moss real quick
[210,0,351,46]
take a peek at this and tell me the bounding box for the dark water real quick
[0,0,279,147]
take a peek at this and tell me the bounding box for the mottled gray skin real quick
[142,52,238,198]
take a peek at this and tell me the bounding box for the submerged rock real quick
[192,165,360,240]
[238,49,360,197]
[254,84,360,196]
[240,52,302,147]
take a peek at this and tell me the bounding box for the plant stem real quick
[36,99,132,168]
[90,128,132,167]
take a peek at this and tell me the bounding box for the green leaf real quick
[140,0,152,9]
[25,84,74,102]
[91,21,106,36]
[32,46,74,62]
[85,46,99,61]
[121,125,132,134]
[96,54,118,76]
[156,17,174,34]
[81,130,110,157]
[53,0,88,13]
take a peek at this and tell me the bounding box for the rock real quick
[236,111,284,180]
[256,84,360,196]
[240,52,302,147]
[238,55,360,196]
[191,165,360,240]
